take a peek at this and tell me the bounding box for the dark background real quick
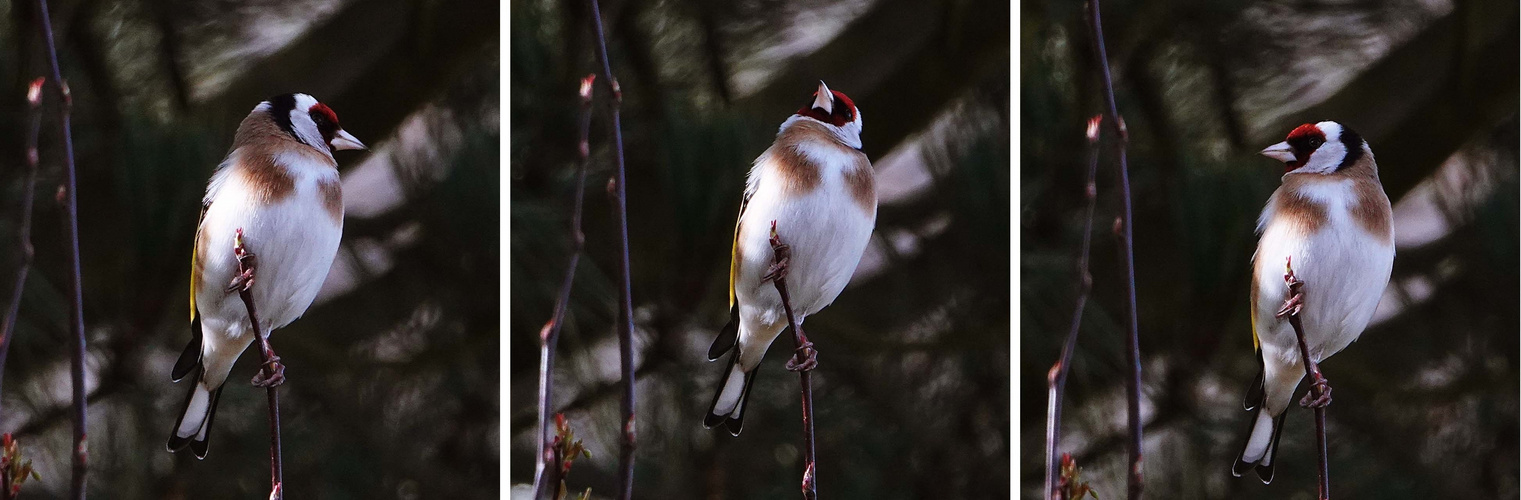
[509,0,1011,497]
[0,0,499,498]
[1020,0,1518,498]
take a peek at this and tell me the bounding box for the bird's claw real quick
[1277,258,1304,318]
[252,355,285,388]
[227,229,258,293]
[762,254,790,283]
[785,341,817,372]
[1275,290,1303,319]
[226,269,256,293]
[1299,377,1332,408]
[764,221,792,283]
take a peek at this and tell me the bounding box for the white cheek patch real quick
[285,93,326,149]
[1292,121,1346,174]
[287,111,325,149]
[1296,141,1346,174]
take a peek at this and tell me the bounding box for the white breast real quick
[196,152,343,342]
[1253,179,1393,367]
[734,140,876,331]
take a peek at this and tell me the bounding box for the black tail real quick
[1232,370,1286,484]
[706,304,740,361]
[166,366,223,459]
[704,346,759,436]
[1243,367,1263,411]
[172,315,203,382]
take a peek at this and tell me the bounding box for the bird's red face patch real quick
[797,90,858,127]
[307,103,342,143]
[1283,123,1326,172]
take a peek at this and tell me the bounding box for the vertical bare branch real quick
[1281,259,1331,499]
[32,1,88,497]
[231,230,283,500]
[1083,1,1143,497]
[586,1,637,497]
[1044,116,1102,499]
[531,74,596,500]
[0,80,45,412]
[765,224,817,500]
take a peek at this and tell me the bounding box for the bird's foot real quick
[227,228,258,293]
[763,221,791,283]
[1275,290,1304,319]
[1299,376,1332,408]
[1276,257,1304,318]
[227,269,256,293]
[252,354,285,388]
[785,341,817,372]
[762,254,790,284]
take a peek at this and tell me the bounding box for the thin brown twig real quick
[0,80,45,414]
[531,74,596,500]
[1084,0,1143,497]
[1044,116,1102,500]
[33,0,88,496]
[586,1,637,497]
[231,229,283,500]
[1280,258,1330,500]
[765,222,818,500]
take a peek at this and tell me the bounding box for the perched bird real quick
[168,93,365,458]
[704,81,876,435]
[1232,121,1394,482]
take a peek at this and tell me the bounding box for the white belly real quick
[1252,186,1393,414]
[732,162,875,368]
[196,170,342,342]
[1254,216,1392,364]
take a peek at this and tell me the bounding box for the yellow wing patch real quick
[728,195,750,309]
[1250,299,1259,349]
[189,202,209,321]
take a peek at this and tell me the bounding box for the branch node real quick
[579,75,596,100]
[26,79,43,106]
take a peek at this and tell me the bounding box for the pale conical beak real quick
[812,80,833,114]
[330,129,366,151]
[1259,141,1295,163]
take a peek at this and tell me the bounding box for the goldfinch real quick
[167,93,365,458]
[1232,121,1394,482]
[704,81,876,435]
